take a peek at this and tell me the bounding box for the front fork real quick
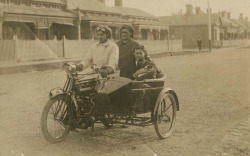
[70,92,96,131]
[89,98,96,132]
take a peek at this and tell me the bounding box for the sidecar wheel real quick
[41,95,71,143]
[154,92,177,139]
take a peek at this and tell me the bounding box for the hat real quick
[96,25,112,39]
[120,25,134,38]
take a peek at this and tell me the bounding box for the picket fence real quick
[0,37,182,62]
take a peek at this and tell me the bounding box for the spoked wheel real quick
[154,92,177,139]
[41,95,71,143]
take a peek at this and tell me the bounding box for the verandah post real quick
[62,35,65,57]
[13,35,21,62]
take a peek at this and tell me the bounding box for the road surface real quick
[0,47,250,156]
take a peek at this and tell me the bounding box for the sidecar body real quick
[96,75,176,115]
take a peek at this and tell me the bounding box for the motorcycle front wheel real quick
[41,95,71,143]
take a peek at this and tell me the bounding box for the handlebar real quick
[63,62,105,80]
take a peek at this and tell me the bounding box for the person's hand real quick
[133,68,149,78]
[91,64,99,73]
[145,64,153,70]
[99,69,108,78]
[75,64,83,71]
[99,66,114,78]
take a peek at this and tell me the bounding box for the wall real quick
[0,40,15,61]
[15,38,58,62]
[169,25,209,49]
[213,39,249,48]
[138,40,169,53]
[138,40,182,53]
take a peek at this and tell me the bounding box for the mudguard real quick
[156,88,180,111]
[49,87,67,99]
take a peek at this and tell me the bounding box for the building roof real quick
[160,13,221,26]
[221,17,238,27]
[3,4,75,17]
[81,13,130,24]
[232,19,246,28]
[67,0,119,15]
[112,7,156,19]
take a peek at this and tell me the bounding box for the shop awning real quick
[3,5,76,28]
[3,5,76,18]
[52,19,75,26]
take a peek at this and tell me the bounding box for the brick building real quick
[160,5,223,49]
[160,4,249,49]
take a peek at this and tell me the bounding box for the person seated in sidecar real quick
[75,25,119,78]
[131,45,163,81]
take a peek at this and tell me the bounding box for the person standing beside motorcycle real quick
[116,25,152,79]
[76,25,119,77]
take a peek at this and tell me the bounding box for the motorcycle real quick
[41,63,179,143]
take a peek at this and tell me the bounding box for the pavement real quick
[0,47,246,75]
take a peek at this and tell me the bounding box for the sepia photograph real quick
[0,0,250,155]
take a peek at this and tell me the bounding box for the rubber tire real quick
[154,92,177,139]
[41,95,71,143]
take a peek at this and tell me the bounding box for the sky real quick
[105,0,250,19]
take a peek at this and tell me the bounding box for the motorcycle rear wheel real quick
[41,95,71,143]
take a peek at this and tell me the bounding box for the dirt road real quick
[0,48,250,156]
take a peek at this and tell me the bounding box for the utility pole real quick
[207,0,212,51]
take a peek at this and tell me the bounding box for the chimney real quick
[195,7,201,14]
[98,0,105,4]
[239,13,243,20]
[115,0,122,7]
[227,12,231,19]
[185,4,193,16]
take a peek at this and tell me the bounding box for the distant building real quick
[220,11,240,40]
[160,4,249,49]
[0,0,76,40]
[0,0,168,40]
[160,5,223,49]
[238,13,249,39]
[111,4,168,40]
[66,0,169,40]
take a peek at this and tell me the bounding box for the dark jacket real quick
[116,39,152,79]
[134,58,163,80]
[197,39,202,46]
[132,58,157,80]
